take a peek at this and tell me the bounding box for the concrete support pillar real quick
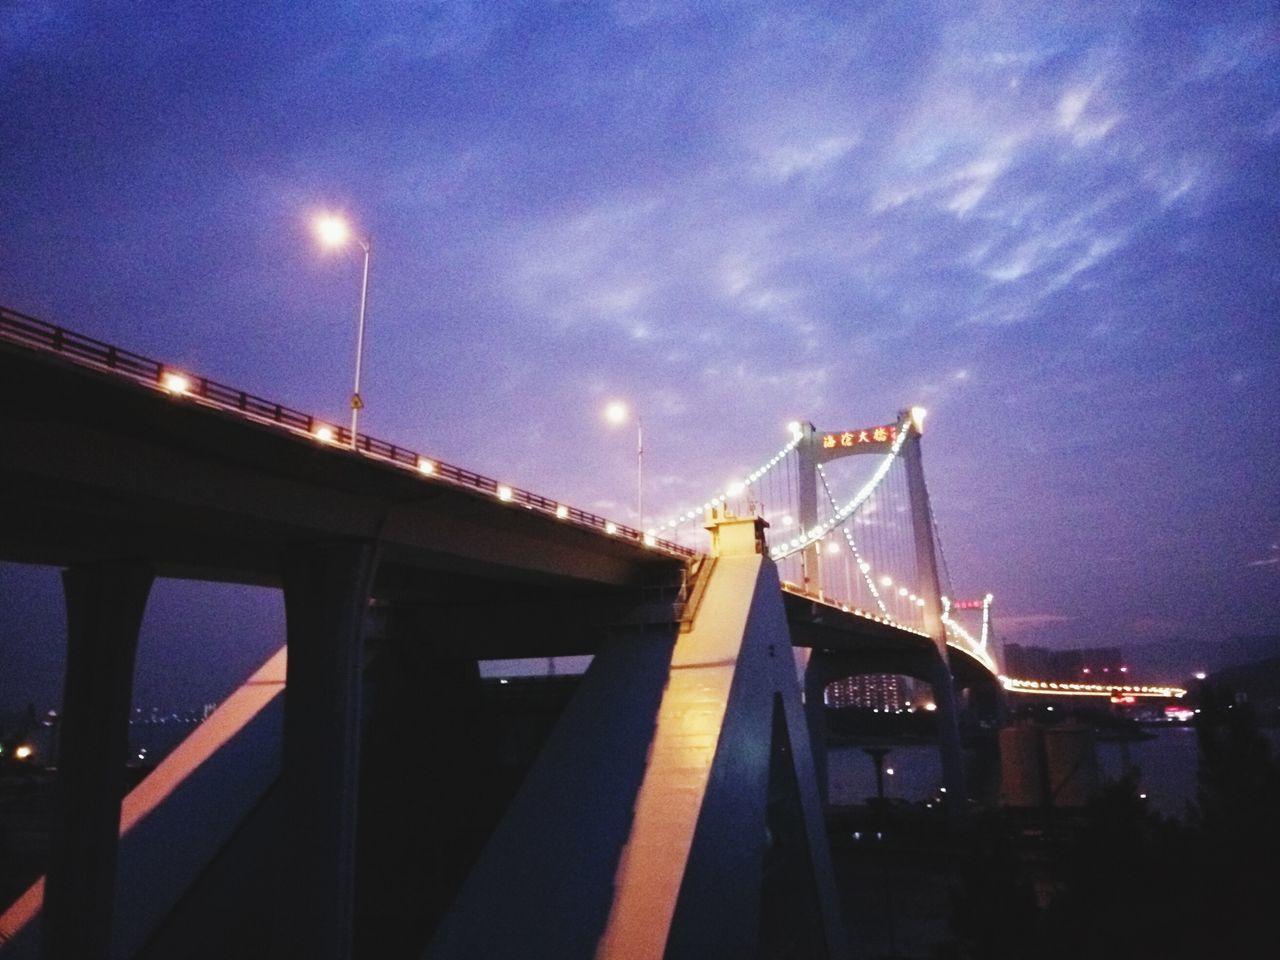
[926,648,967,809]
[42,561,154,960]
[276,539,378,960]
[794,421,818,592]
[901,425,967,807]
[355,606,490,955]
[803,652,830,806]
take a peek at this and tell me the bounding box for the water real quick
[828,726,1280,819]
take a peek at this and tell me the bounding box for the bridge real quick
[0,305,1169,959]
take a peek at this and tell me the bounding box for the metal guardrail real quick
[0,305,697,559]
[780,581,1004,675]
[780,581,931,638]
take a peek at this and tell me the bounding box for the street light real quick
[314,213,371,450]
[604,400,643,528]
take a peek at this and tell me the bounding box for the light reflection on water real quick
[828,726,1280,819]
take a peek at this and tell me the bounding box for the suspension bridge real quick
[0,305,1182,960]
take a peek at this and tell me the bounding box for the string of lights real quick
[769,424,910,560]
[647,427,804,536]
[817,464,889,615]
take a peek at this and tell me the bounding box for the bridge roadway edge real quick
[0,341,683,592]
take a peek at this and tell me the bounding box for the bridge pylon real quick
[426,508,847,959]
[794,409,967,808]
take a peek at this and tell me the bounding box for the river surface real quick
[828,725,1280,819]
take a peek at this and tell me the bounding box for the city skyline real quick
[2,3,1277,708]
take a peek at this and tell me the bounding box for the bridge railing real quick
[0,305,696,559]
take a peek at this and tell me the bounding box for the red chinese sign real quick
[950,599,985,610]
[819,424,897,451]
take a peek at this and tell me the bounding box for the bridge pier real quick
[354,605,491,956]
[42,560,154,960]
[275,539,379,960]
[801,647,967,813]
[803,653,831,806]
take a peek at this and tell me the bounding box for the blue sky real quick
[2,1,1277,706]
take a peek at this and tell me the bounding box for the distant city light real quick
[1194,671,1207,680]
[14,745,33,760]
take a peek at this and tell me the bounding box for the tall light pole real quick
[604,401,643,528]
[314,213,371,450]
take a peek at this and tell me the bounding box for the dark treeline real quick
[939,685,1280,959]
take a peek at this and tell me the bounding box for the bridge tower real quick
[795,409,967,806]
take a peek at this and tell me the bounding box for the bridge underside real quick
[1,520,850,959]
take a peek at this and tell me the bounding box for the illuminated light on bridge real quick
[555,504,569,519]
[161,371,191,395]
[1000,677,1187,698]
[417,457,435,475]
[313,424,336,444]
[605,521,618,535]
[496,484,514,502]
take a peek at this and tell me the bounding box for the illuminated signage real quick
[820,424,897,450]
[951,599,985,610]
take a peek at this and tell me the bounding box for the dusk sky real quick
[2,2,1277,709]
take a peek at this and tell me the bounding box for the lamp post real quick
[604,401,643,528]
[314,213,371,450]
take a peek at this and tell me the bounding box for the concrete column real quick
[42,561,153,960]
[802,652,830,806]
[276,539,378,960]
[355,605,489,955]
[925,648,967,809]
[901,426,967,807]
[794,421,818,592]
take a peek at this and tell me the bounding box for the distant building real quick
[824,673,915,711]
